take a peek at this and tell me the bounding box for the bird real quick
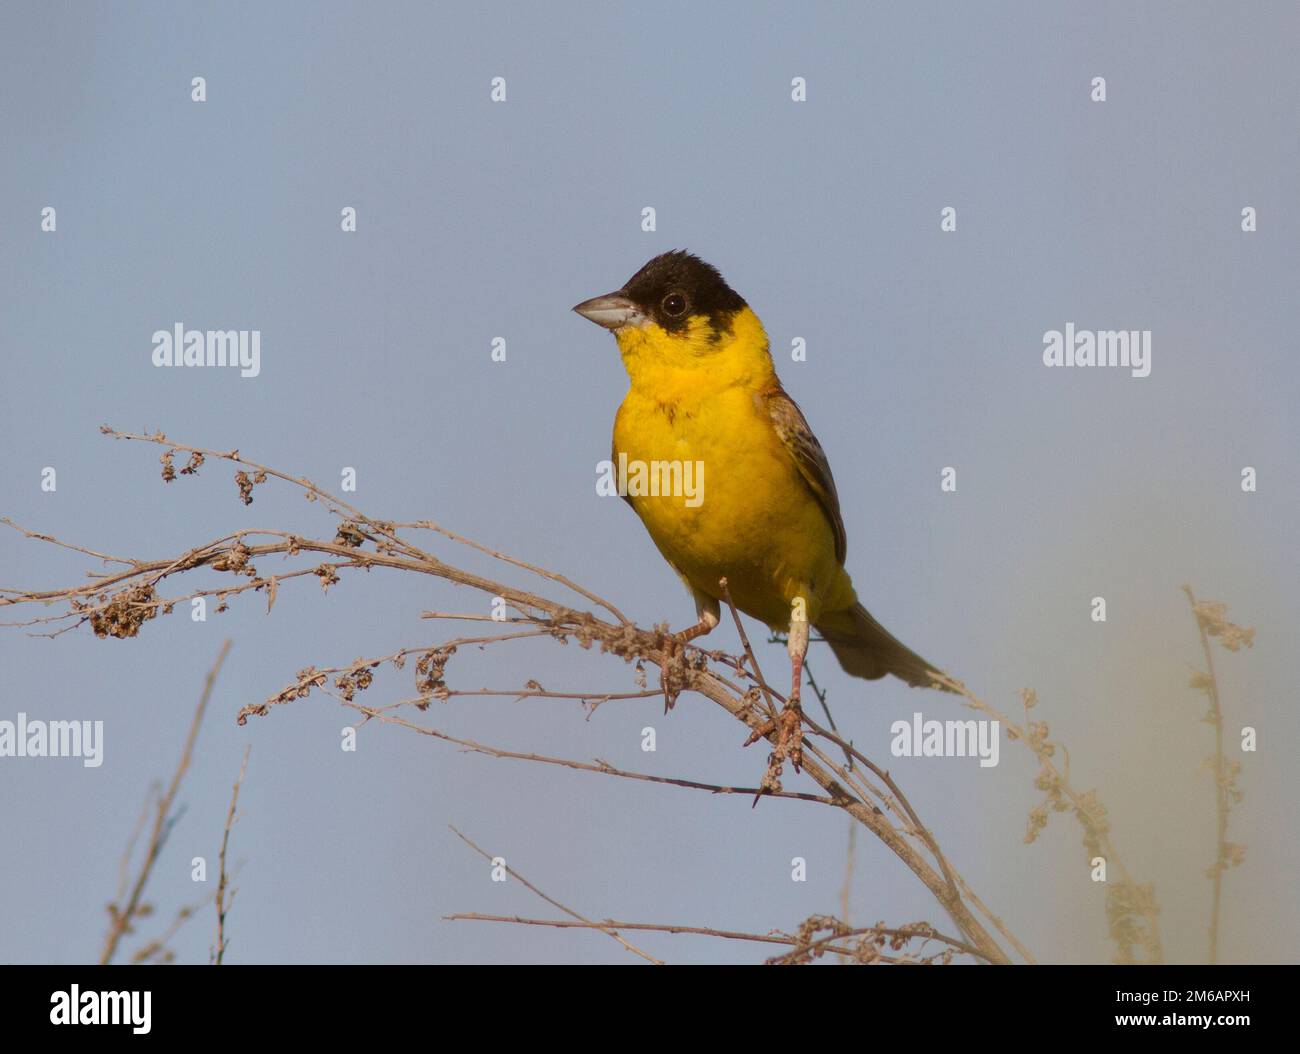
[573,250,951,767]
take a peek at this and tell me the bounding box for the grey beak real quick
[572,292,644,331]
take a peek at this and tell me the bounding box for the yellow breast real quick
[610,311,847,627]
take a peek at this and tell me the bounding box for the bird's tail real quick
[815,602,956,692]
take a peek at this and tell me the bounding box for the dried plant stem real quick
[933,672,1160,964]
[448,827,661,964]
[5,428,1026,965]
[213,744,250,965]
[349,703,835,803]
[99,639,232,964]
[445,913,988,963]
[1182,585,1238,965]
[718,578,778,721]
[687,671,1011,961]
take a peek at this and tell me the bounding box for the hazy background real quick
[1,1,1296,964]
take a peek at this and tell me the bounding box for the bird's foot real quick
[653,627,693,713]
[652,613,718,714]
[776,699,804,773]
[656,618,713,659]
[654,629,679,662]
[744,695,805,799]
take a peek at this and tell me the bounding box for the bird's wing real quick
[758,378,848,563]
[610,438,633,507]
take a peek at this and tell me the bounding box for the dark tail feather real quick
[816,602,956,692]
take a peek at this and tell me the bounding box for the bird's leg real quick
[657,594,720,657]
[655,596,719,713]
[675,613,718,645]
[779,600,809,772]
[743,598,808,782]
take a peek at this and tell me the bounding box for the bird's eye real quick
[661,293,688,317]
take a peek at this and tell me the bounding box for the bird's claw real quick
[655,629,690,713]
[776,703,804,773]
[656,630,683,660]
[744,697,804,793]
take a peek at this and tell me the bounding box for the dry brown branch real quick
[445,912,986,964]
[6,428,1031,963]
[397,519,630,625]
[213,744,250,965]
[799,650,854,769]
[98,639,232,964]
[131,891,216,964]
[448,827,661,964]
[718,577,778,722]
[346,703,837,803]
[1182,586,1251,964]
[932,671,1161,964]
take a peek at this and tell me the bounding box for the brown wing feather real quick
[611,437,632,508]
[758,378,847,564]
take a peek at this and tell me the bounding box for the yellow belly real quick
[613,385,850,628]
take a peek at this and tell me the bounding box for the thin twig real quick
[98,639,232,964]
[932,671,1152,965]
[718,578,778,722]
[5,428,1026,966]
[445,913,989,962]
[1182,585,1245,966]
[448,827,662,964]
[213,744,250,965]
[349,705,835,803]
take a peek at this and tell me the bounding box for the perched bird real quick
[574,251,950,764]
